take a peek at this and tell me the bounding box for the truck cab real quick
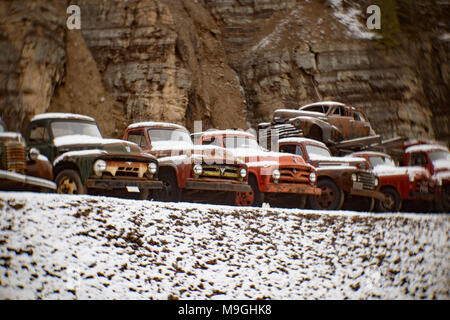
[123,122,251,205]
[195,130,321,208]
[278,137,384,211]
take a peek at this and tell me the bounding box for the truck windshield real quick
[429,150,450,162]
[223,136,260,150]
[369,156,395,168]
[305,144,331,157]
[147,128,192,143]
[51,121,102,138]
[300,105,330,114]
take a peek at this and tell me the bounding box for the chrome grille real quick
[357,172,375,190]
[5,143,26,174]
[199,165,241,181]
[278,167,310,184]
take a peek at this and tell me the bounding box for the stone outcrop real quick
[205,0,449,142]
[0,0,66,133]
[76,0,247,132]
[0,0,448,144]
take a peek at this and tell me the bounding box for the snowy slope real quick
[0,192,448,300]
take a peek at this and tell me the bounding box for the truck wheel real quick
[235,176,262,207]
[157,170,180,202]
[308,178,344,210]
[376,187,401,212]
[55,169,86,195]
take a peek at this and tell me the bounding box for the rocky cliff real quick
[0,0,448,143]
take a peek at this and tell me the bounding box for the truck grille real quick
[278,167,310,184]
[357,172,375,190]
[2,143,27,174]
[104,161,148,178]
[199,165,241,181]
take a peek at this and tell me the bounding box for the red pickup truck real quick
[402,142,450,212]
[350,151,437,212]
[123,122,251,205]
[195,130,321,208]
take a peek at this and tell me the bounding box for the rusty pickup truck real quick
[278,137,384,211]
[25,113,162,199]
[195,130,321,208]
[123,122,251,204]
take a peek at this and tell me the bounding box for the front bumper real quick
[408,192,437,201]
[349,187,385,200]
[86,178,163,190]
[0,169,56,190]
[185,178,251,193]
[262,183,322,196]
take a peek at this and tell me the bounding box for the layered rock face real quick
[76,0,247,132]
[0,0,66,133]
[205,0,449,142]
[0,0,448,143]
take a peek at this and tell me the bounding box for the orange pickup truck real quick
[123,122,251,205]
[194,130,321,208]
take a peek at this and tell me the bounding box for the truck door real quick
[328,106,352,139]
[409,152,432,174]
[27,121,55,162]
[351,111,371,138]
[125,129,149,151]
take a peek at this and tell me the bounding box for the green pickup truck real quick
[24,113,162,199]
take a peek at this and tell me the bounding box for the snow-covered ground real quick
[0,192,448,299]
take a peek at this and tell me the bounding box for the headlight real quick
[351,173,357,182]
[239,168,247,178]
[193,164,203,175]
[272,169,281,181]
[93,159,107,176]
[374,177,379,187]
[408,174,415,182]
[28,148,40,161]
[309,172,316,183]
[148,162,157,174]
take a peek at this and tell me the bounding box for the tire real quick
[376,187,401,212]
[308,178,344,210]
[235,175,263,207]
[55,169,86,195]
[156,169,181,202]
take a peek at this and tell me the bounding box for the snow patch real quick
[1,192,448,299]
[329,0,379,40]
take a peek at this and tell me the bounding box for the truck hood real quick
[274,109,326,121]
[309,154,366,168]
[229,148,309,168]
[150,141,245,166]
[54,134,145,156]
[373,165,429,178]
[432,159,450,173]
